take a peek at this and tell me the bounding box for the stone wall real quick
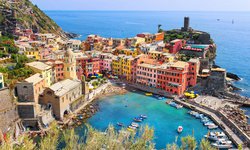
[0,88,19,133]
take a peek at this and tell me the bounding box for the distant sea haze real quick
[45,10,250,97]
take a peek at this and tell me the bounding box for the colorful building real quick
[168,39,184,54]
[157,61,189,95]
[25,50,40,60]
[26,61,53,87]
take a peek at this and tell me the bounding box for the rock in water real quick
[227,72,241,81]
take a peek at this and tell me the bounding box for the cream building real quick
[40,79,82,120]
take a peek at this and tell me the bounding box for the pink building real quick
[40,48,52,60]
[46,60,64,82]
[168,39,184,54]
[136,55,159,87]
[99,53,113,73]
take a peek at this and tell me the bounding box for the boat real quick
[177,126,183,133]
[133,117,142,122]
[211,139,233,149]
[204,122,215,126]
[176,104,183,109]
[201,117,210,123]
[153,94,160,98]
[145,93,153,96]
[195,114,204,119]
[140,115,147,119]
[166,100,172,104]
[158,96,166,100]
[128,125,137,130]
[188,111,199,116]
[117,122,124,127]
[127,128,135,132]
[204,132,227,141]
[208,124,218,129]
[131,122,139,128]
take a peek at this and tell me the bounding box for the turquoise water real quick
[85,92,211,149]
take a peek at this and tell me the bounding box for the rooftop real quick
[49,79,81,97]
[26,61,52,71]
[24,73,44,84]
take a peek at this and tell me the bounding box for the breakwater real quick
[174,99,250,149]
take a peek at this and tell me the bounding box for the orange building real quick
[155,32,165,41]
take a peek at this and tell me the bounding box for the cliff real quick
[0,0,68,39]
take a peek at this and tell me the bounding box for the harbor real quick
[82,91,221,149]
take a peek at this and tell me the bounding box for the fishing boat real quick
[133,117,142,122]
[204,122,215,126]
[117,122,124,127]
[208,124,218,129]
[211,139,233,149]
[145,93,153,96]
[128,125,137,130]
[140,115,147,119]
[131,122,139,128]
[177,126,183,133]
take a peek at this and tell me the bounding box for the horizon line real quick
[42,10,250,12]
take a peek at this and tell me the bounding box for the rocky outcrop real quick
[227,72,241,81]
[0,0,68,39]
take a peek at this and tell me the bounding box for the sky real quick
[31,0,250,11]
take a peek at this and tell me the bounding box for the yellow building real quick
[123,49,138,57]
[26,61,53,87]
[121,56,134,81]
[148,50,163,59]
[25,50,40,60]
[112,55,124,76]
[134,37,145,45]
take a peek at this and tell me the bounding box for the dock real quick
[174,98,250,149]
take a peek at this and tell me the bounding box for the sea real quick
[44,11,250,146]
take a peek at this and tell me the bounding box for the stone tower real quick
[181,17,192,32]
[64,49,77,80]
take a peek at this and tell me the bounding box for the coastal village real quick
[1,3,250,148]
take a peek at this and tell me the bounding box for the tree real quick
[181,135,197,150]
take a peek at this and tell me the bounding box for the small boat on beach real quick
[131,122,139,128]
[133,117,142,122]
[140,115,147,119]
[211,139,233,149]
[145,93,153,96]
[117,122,124,127]
[177,126,183,133]
[169,102,183,109]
